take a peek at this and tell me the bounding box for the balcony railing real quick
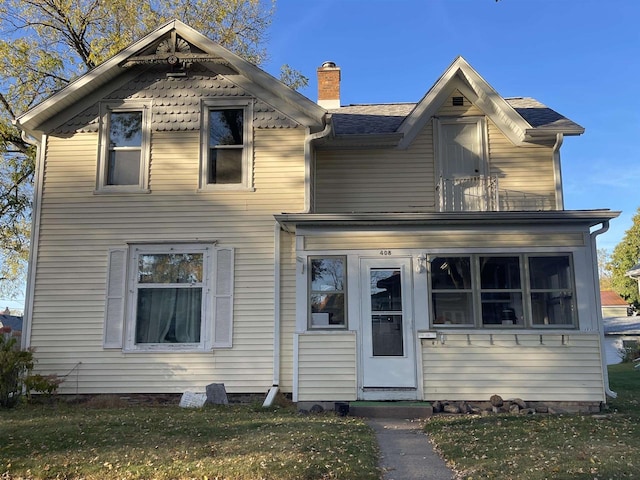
[437,175,554,212]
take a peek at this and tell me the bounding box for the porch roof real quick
[275,210,620,233]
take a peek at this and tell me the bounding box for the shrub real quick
[0,335,34,408]
[620,339,640,363]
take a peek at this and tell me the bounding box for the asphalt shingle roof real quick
[329,98,582,136]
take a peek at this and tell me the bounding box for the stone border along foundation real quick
[432,395,603,415]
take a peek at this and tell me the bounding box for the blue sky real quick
[2,0,638,312]
[264,0,640,252]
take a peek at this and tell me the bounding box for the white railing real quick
[438,175,499,212]
[438,176,554,212]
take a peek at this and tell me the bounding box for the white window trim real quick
[429,253,577,329]
[124,243,214,352]
[199,98,254,191]
[96,101,151,193]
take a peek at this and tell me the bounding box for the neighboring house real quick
[0,314,23,338]
[627,262,640,298]
[600,290,631,318]
[15,20,619,407]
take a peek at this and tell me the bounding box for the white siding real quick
[422,333,604,402]
[32,126,306,394]
[297,333,357,401]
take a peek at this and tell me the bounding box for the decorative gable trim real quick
[16,20,326,137]
[398,57,535,149]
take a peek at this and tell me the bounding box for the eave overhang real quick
[626,262,640,279]
[275,210,620,233]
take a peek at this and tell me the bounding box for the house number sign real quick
[379,250,392,256]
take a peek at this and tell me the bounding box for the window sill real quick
[197,186,256,193]
[94,187,151,195]
[123,345,209,353]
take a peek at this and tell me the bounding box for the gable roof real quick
[601,290,629,306]
[15,19,326,137]
[329,56,583,148]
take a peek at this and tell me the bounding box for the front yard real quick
[0,400,379,480]
[424,363,640,479]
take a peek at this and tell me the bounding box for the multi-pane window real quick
[207,109,243,184]
[200,101,252,189]
[98,103,150,191]
[529,256,575,326]
[479,256,524,326]
[107,111,143,185]
[135,251,205,345]
[431,257,474,326]
[429,254,576,328]
[309,257,347,328]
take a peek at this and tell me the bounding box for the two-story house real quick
[15,20,618,409]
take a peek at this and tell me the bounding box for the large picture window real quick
[429,254,576,328]
[309,256,347,328]
[200,100,253,190]
[97,102,150,192]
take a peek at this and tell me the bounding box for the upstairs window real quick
[200,100,253,190]
[97,102,150,192]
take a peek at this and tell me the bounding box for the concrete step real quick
[348,401,433,419]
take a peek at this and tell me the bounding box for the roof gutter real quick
[590,220,617,399]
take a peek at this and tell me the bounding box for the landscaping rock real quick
[512,398,527,409]
[519,408,535,415]
[535,405,549,414]
[432,400,443,413]
[309,404,324,414]
[443,404,461,414]
[509,404,520,414]
[490,394,504,407]
[205,383,229,405]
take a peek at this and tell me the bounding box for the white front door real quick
[360,257,417,400]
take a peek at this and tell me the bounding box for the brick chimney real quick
[317,61,341,109]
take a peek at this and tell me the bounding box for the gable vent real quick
[452,96,464,106]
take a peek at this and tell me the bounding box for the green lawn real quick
[424,363,640,479]
[0,401,379,480]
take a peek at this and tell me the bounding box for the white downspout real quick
[265,118,332,407]
[19,130,44,350]
[591,220,617,399]
[263,222,282,407]
[303,115,333,213]
[552,133,564,210]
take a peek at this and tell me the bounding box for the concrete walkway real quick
[368,418,455,480]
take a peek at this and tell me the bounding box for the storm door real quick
[360,257,417,400]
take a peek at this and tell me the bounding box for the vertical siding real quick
[297,333,357,401]
[32,127,306,394]
[422,333,604,402]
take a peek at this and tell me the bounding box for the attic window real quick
[452,96,464,106]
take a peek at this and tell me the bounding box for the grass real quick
[0,400,379,480]
[424,363,640,479]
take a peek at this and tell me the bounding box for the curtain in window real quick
[136,288,201,343]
